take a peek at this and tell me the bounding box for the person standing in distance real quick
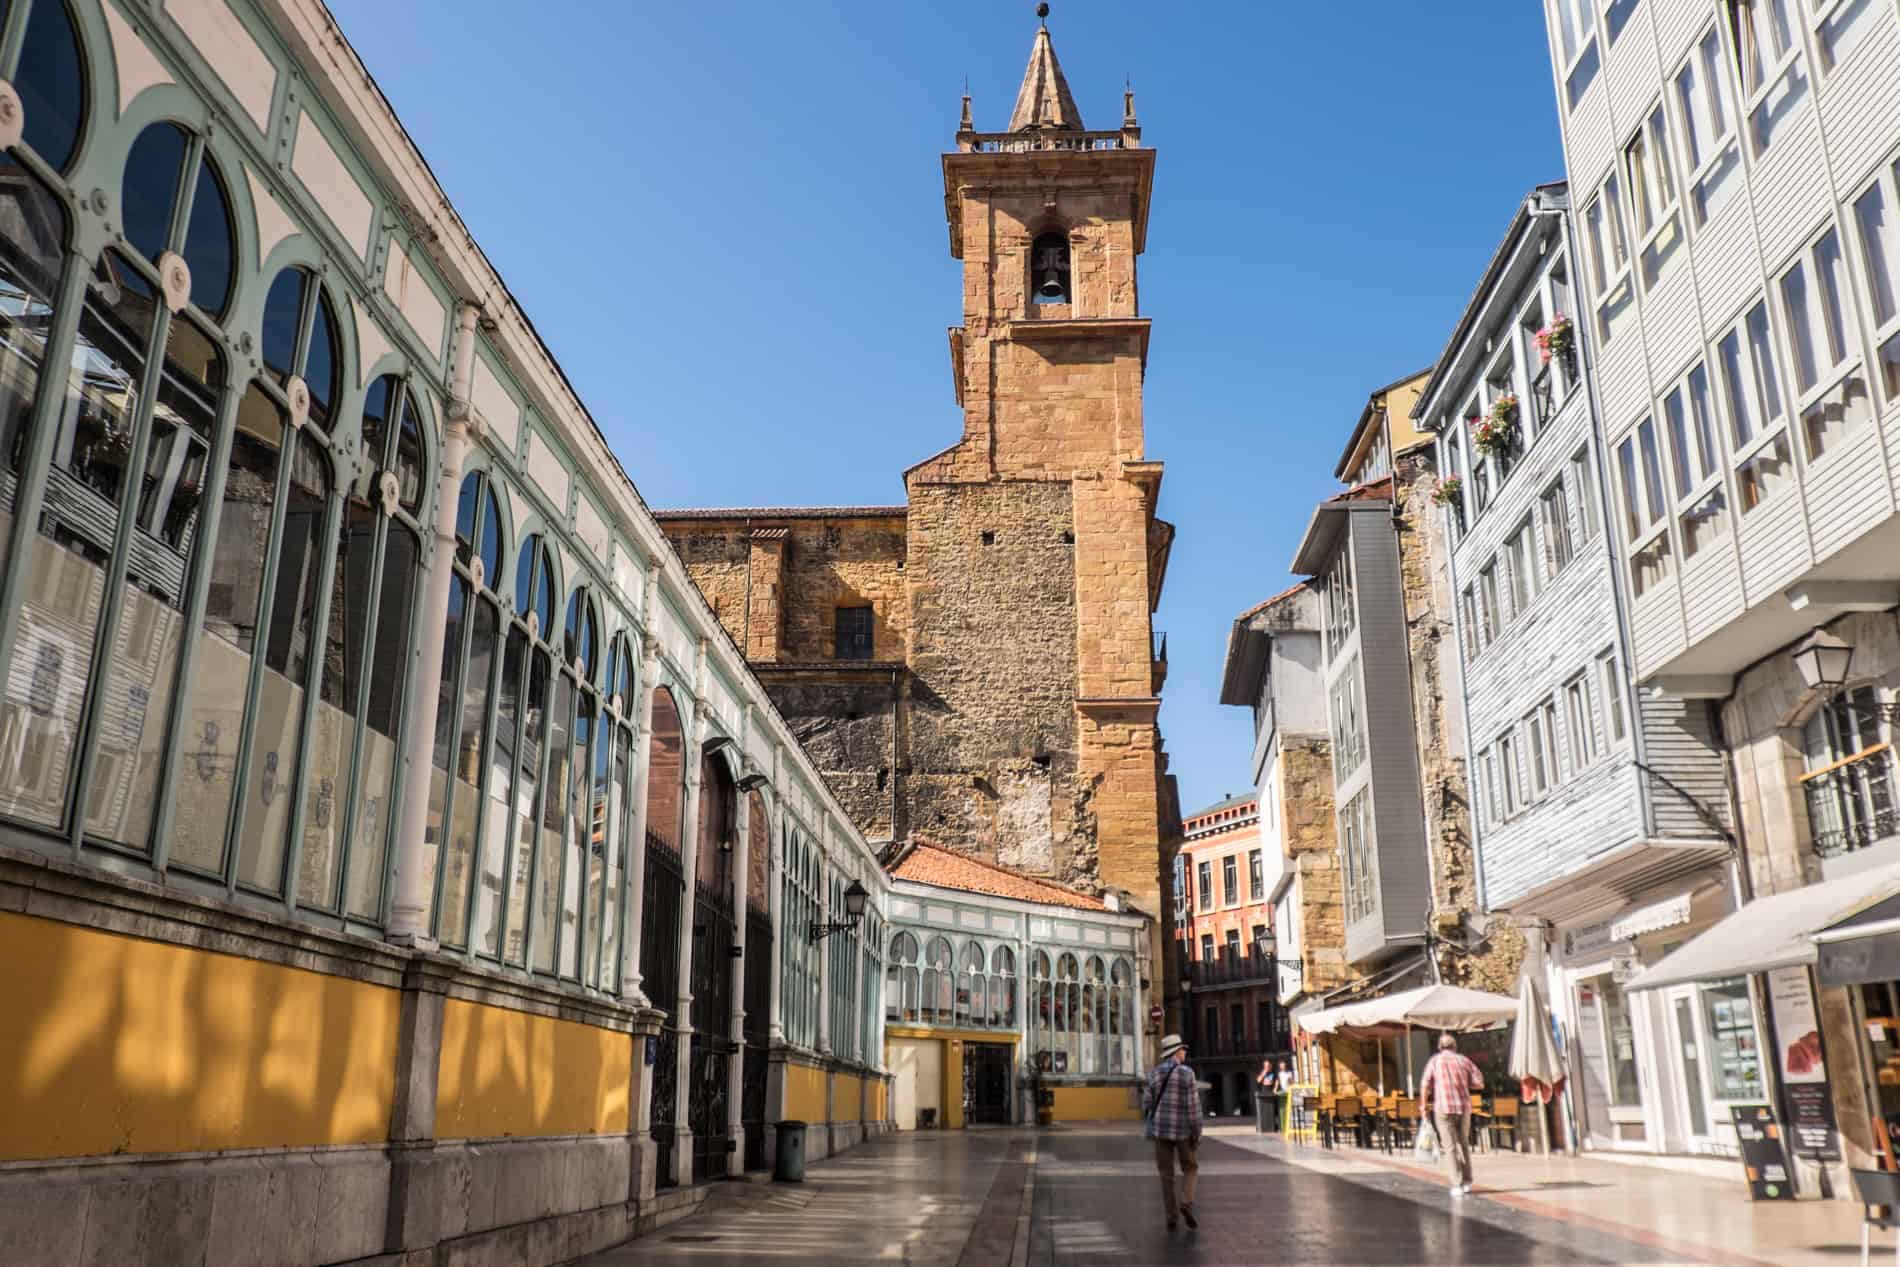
[1419,1032,1484,1195]
[1144,1034,1204,1231]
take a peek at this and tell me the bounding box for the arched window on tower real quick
[1031,231,1071,306]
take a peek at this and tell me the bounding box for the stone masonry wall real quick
[1278,736,1345,996]
[902,479,1082,880]
[762,674,901,843]
[1393,449,1525,993]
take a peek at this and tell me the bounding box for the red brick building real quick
[1172,795,1291,1114]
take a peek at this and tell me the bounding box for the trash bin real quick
[774,1120,808,1182]
[1253,1089,1281,1134]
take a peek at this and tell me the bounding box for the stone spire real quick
[1007,17,1084,132]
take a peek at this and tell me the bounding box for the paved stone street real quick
[577,1123,1879,1267]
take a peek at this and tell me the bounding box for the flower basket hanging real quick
[1473,395,1518,458]
[1430,475,1463,508]
[1535,314,1574,366]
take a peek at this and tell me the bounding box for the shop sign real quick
[1730,1104,1796,1200]
[1563,919,1614,960]
[1766,965,1840,1159]
[1610,892,1694,944]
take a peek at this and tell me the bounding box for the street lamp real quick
[1255,926,1299,969]
[1792,627,1854,691]
[809,878,869,943]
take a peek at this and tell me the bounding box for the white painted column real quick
[726,774,751,1175]
[768,796,787,1042]
[671,714,704,1187]
[816,821,833,1058]
[617,632,660,1010]
[388,303,481,946]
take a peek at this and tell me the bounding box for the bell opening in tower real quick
[1031,232,1072,305]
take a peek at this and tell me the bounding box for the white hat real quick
[1158,1033,1186,1059]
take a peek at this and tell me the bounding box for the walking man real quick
[1419,1032,1484,1195]
[1144,1034,1204,1231]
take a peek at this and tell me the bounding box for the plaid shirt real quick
[1419,1050,1484,1117]
[1145,1058,1204,1140]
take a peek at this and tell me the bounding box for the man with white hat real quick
[1143,1033,1204,1232]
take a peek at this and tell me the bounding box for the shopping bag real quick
[1413,1121,1438,1161]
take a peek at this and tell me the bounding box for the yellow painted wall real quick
[435,998,630,1139]
[0,911,399,1161]
[835,1072,863,1123]
[884,1028,1015,1130]
[1050,1085,1141,1122]
[784,1061,828,1122]
[870,1078,887,1122]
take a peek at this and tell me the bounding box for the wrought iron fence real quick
[967,130,1127,153]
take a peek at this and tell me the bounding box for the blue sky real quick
[333,1,1564,820]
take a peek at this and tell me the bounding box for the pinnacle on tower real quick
[1008,16,1083,132]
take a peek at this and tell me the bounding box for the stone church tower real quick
[657,19,1174,936]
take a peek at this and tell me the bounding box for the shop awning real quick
[1297,984,1520,1038]
[1626,861,1900,992]
[1814,892,1900,987]
[1488,836,1731,926]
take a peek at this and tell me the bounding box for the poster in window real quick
[1765,965,1839,1159]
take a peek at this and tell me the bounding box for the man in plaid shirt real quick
[1419,1032,1485,1194]
[1144,1034,1204,1231]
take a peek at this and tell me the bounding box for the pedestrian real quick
[1143,1033,1203,1232]
[1275,1059,1295,1094]
[1419,1031,1484,1196]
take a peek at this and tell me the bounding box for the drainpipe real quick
[388,302,482,946]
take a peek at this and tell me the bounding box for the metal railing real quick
[1803,744,1900,857]
[965,131,1128,154]
[1184,953,1277,989]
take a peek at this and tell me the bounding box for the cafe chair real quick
[1294,1093,1322,1147]
[1852,1168,1900,1267]
[1333,1095,1365,1148]
[1491,1097,1521,1153]
[1387,1099,1420,1151]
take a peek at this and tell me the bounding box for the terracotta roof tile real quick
[1233,580,1308,624]
[889,844,1104,910]
[652,506,907,521]
[1327,475,1394,504]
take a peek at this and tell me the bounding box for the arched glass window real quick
[1801,686,1897,858]
[643,686,686,1022]
[923,935,954,1026]
[1032,950,1053,1062]
[121,121,233,319]
[1056,953,1080,1071]
[990,945,1017,1028]
[1,116,238,865]
[259,266,340,428]
[1083,956,1107,1073]
[958,941,986,1027]
[531,582,607,981]
[1031,230,1071,305]
[13,0,87,174]
[427,471,508,950]
[485,534,559,966]
[1109,957,1133,1074]
[360,373,426,513]
[887,930,921,1023]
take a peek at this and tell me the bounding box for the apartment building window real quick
[1625,104,1685,290]
[1223,930,1241,964]
[1566,672,1602,768]
[1598,651,1629,744]
[1486,353,1522,466]
[1249,849,1264,901]
[1460,586,1484,660]
[835,606,874,660]
[1499,733,1521,816]
[1526,707,1553,798]
[1554,0,1602,108]
[1341,789,1377,923]
[1258,1002,1275,1051]
[1661,363,1730,559]
[1204,1006,1219,1051]
[1807,0,1883,74]
[1782,227,1873,461]
[1615,417,1673,597]
[1231,1002,1247,1051]
[1464,391,1493,513]
[1605,0,1642,41]
[1675,28,1743,227]
[1584,175,1634,344]
[1252,922,1267,955]
[1728,0,1809,158]
[1222,855,1238,906]
[1852,159,1900,400]
[1198,861,1212,912]
[1571,447,1600,541]
[1200,934,1215,962]
[1479,563,1502,644]
[1482,747,1504,826]
[1507,518,1538,616]
[1543,697,1564,782]
[1539,478,1575,579]
[1330,658,1367,781]
[1717,301,1796,513]
[1802,686,1899,857]
[1323,546,1357,662]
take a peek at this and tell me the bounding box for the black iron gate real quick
[641,832,683,1189]
[689,875,736,1183]
[742,906,774,1169]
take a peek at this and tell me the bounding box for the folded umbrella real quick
[1508,974,1565,1104]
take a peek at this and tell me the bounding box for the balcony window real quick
[1340,788,1376,923]
[1224,929,1242,962]
[1200,933,1214,962]
[1584,176,1635,345]
[1781,228,1871,461]
[1625,104,1685,290]
[1728,0,1808,159]
[1506,519,1537,618]
[1802,686,1899,857]
[1662,363,1730,560]
[1479,563,1502,643]
[1540,477,1575,579]
[1850,162,1900,403]
[1555,0,1602,108]
[1675,28,1743,227]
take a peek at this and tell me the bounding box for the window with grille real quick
[835,606,874,660]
